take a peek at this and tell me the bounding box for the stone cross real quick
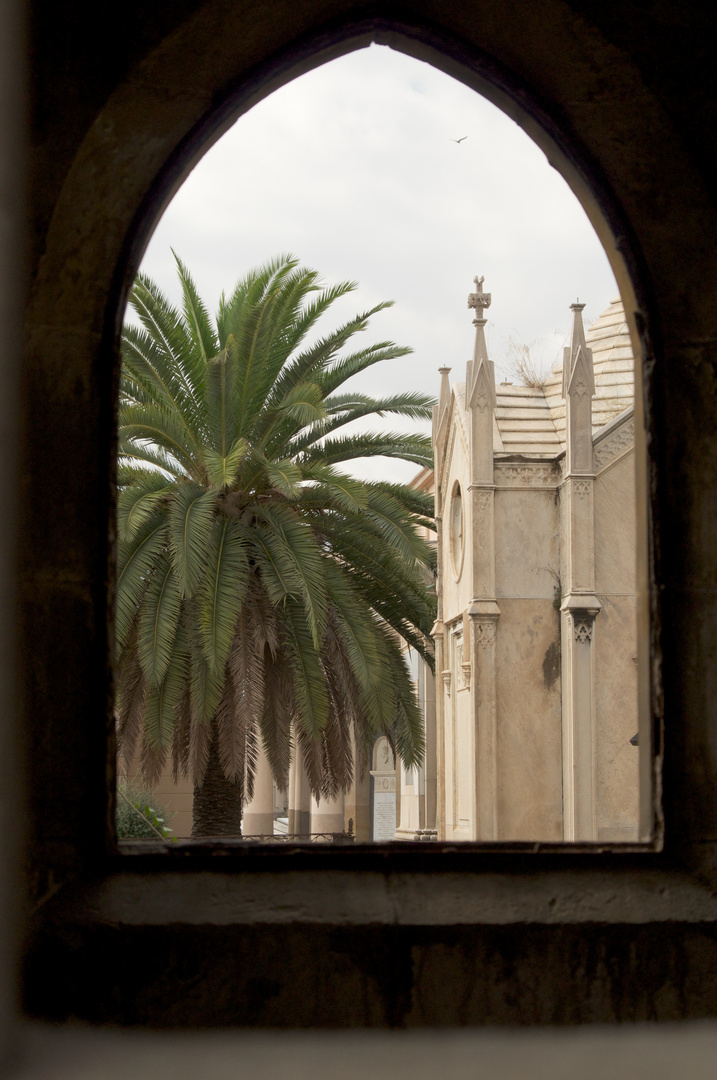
[468,275,491,326]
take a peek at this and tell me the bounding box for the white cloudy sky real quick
[135,44,619,482]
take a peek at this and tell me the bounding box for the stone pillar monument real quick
[370,736,396,841]
[560,302,601,841]
[466,277,501,840]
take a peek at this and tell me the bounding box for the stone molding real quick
[494,463,559,488]
[593,419,634,469]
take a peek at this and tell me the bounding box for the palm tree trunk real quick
[191,717,243,838]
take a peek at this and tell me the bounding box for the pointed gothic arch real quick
[22,0,717,1026]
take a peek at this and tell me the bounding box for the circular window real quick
[450,482,464,579]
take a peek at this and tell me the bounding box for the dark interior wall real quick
[21,0,717,1025]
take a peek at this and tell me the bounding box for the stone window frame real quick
[26,5,717,1026]
[449,480,465,581]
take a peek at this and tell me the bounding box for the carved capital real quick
[565,608,599,643]
[474,621,497,648]
[442,669,452,696]
[473,489,492,512]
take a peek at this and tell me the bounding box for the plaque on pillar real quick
[372,777,397,841]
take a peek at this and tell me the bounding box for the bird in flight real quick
[450,136,467,144]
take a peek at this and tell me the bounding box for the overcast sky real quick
[135,44,619,482]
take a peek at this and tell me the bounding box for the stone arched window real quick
[20,1,717,1028]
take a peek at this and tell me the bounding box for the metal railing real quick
[238,831,354,844]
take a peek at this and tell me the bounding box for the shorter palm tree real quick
[116,254,436,836]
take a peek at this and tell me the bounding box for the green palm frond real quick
[317,340,413,397]
[173,251,219,362]
[253,502,327,648]
[137,552,183,687]
[200,516,249,675]
[302,430,433,468]
[115,514,169,652]
[282,598,329,740]
[117,471,173,542]
[167,483,217,599]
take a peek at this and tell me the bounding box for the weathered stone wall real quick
[594,446,640,839]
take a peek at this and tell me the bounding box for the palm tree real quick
[116,254,436,838]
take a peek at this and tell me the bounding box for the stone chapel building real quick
[398,282,640,844]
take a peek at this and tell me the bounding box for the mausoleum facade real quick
[402,284,640,843]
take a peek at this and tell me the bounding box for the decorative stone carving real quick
[374,775,396,792]
[566,610,597,642]
[573,377,589,400]
[495,464,558,487]
[594,420,634,469]
[474,621,497,647]
[442,670,452,696]
[573,479,591,498]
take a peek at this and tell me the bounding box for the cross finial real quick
[468,275,491,325]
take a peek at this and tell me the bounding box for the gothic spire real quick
[466,275,496,412]
[562,301,594,401]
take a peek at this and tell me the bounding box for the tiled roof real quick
[494,384,563,457]
[431,296,635,481]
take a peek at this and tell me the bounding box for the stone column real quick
[344,729,371,841]
[560,303,601,841]
[466,277,500,840]
[242,740,275,837]
[432,618,447,840]
[562,606,599,840]
[421,660,438,840]
[310,791,344,836]
[468,605,500,839]
[287,748,311,839]
[431,430,446,840]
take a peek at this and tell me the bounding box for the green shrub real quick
[116,781,175,840]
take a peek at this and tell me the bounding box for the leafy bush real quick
[116,781,175,840]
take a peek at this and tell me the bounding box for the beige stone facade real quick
[410,287,640,843]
